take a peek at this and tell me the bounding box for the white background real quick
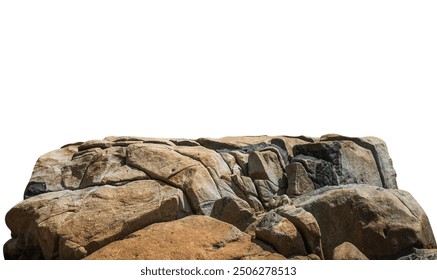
[1,0,436,276]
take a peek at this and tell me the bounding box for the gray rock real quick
[398,248,437,260]
[292,141,382,189]
[230,175,264,212]
[254,179,279,206]
[320,134,397,189]
[248,150,286,188]
[285,162,315,196]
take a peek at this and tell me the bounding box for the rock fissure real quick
[4,135,435,260]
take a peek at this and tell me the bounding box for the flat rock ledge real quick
[3,135,436,260]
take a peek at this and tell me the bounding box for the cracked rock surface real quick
[4,135,436,259]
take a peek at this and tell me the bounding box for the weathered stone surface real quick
[25,145,79,197]
[292,141,382,189]
[248,150,286,189]
[320,134,397,189]
[5,180,191,259]
[174,145,235,199]
[254,179,280,207]
[274,205,323,259]
[229,151,249,176]
[285,162,315,196]
[4,135,436,260]
[290,254,321,260]
[85,215,285,260]
[398,248,437,260]
[332,242,369,260]
[230,175,264,212]
[293,185,437,259]
[255,212,307,258]
[79,147,148,188]
[126,144,221,214]
[197,136,272,150]
[210,196,256,232]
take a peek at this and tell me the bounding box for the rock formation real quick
[3,135,436,260]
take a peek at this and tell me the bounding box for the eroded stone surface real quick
[293,185,436,259]
[4,135,436,260]
[85,215,285,260]
[6,180,191,259]
[332,242,369,260]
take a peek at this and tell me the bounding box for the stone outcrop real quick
[85,215,285,260]
[293,185,436,259]
[3,135,436,260]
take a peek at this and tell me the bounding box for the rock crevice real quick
[4,135,436,260]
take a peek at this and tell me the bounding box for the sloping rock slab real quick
[85,215,285,260]
[5,180,191,259]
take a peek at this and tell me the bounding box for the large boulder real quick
[293,185,436,259]
[85,215,285,260]
[5,180,191,259]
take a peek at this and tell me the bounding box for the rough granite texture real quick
[3,135,436,260]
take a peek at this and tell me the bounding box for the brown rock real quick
[85,215,285,260]
[230,151,249,175]
[197,136,272,150]
[174,145,235,198]
[332,242,369,260]
[79,147,148,188]
[126,143,221,214]
[5,135,434,261]
[210,196,256,232]
[24,145,79,197]
[5,180,191,259]
[294,185,437,259]
[290,254,321,260]
[255,212,307,258]
[275,205,323,259]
